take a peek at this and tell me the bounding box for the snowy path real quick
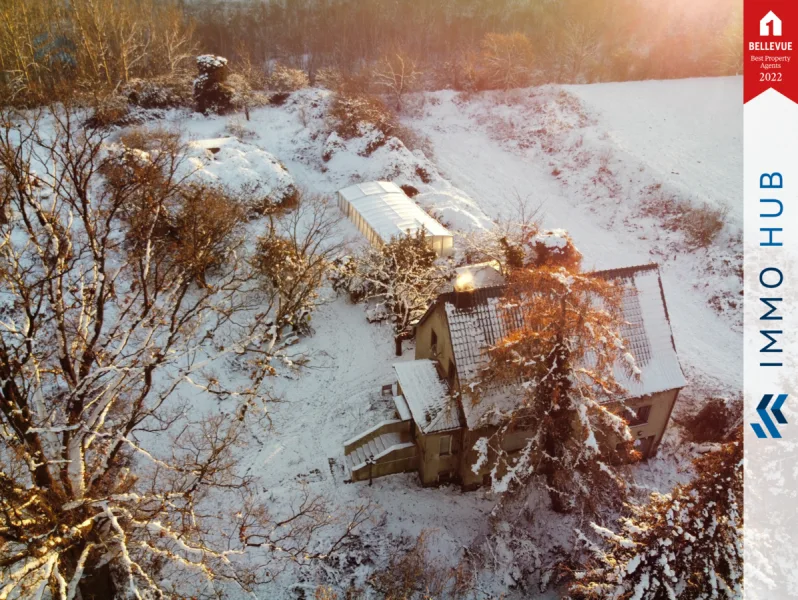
[408,99,742,396]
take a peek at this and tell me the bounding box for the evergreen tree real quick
[571,437,743,599]
[476,231,639,514]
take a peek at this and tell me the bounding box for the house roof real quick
[438,263,686,428]
[338,181,452,243]
[393,359,463,433]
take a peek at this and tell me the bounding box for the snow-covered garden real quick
[1,70,742,599]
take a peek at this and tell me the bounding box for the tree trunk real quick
[79,562,116,600]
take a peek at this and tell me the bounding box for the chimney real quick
[454,270,476,309]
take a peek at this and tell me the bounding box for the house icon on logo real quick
[761,11,783,36]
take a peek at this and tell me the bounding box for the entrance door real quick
[639,435,656,458]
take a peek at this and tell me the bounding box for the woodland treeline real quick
[0,0,741,106]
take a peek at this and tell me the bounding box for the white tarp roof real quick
[339,181,452,243]
[393,359,462,433]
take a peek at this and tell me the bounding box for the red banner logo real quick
[745,1,798,103]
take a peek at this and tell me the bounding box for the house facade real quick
[344,263,686,488]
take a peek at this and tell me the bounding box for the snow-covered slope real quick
[565,77,742,225]
[113,77,741,596]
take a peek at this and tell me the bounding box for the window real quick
[439,435,452,456]
[430,329,438,352]
[447,359,456,387]
[629,404,652,426]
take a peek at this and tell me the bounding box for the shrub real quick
[268,64,309,93]
[250,193,341,335]
[640,190,728,249]
[123,76,193,109]
[394,124,435,159]
[101,132,183,247]
[224,117,256,140]
[400,184,419,197]
[531,229,582,270]
[327,92,396,140]
[681,396,742,443]
[85,94,136,129]
[193,55,235,114]
[314,67,344,90]
[368,532,466,598]
[171,184,245,285]
[682,203,728,247]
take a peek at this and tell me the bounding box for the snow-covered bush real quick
[367,532,471,598]
[639,187,729,249]
[331,230,452,339]
[123,75,193,109]
[194,54,235,114]
[530,229,582,270]
[268,63,310,93]
[251,194,343,336]
[327,91,396,142]
[171,184,246,286]
[315,66,345,90]
[571,438,743,599]
[84,93,137,128]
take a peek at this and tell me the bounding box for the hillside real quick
[171,76,740,596]
[1,75,742,599]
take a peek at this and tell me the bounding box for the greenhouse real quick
[337,181,454,257]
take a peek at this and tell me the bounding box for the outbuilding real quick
[337,181,454,257]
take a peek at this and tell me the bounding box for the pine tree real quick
[476,231,639,514]
[571,437,743,599]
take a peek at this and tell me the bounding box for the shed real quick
[337,181,454,257]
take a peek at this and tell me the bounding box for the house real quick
[337,181,454,257]
[343,263,686,487]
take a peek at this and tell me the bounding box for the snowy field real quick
[565,77,743,225]
[111,76,741,597]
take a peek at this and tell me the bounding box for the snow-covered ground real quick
[116,76,742,597]
[565,77,742,225]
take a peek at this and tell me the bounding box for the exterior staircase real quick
[344,420,418,482]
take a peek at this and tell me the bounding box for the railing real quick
[343,419,412,454]
[350,443,418,481]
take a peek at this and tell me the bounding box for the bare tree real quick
[480,32,534,90]
[372,52,422,111]
[332,230,452,354]
[0,107,367,599]
[561,20,600,82]
[251,192,345,337]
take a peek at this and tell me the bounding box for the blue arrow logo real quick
[751,393,788,439]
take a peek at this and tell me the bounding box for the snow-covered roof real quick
[178,138,295,202]
[393,359,463,434]
[440,264,685,428]
[338,181,452,243]
[392,394,412,421]
[444,261,505,293]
